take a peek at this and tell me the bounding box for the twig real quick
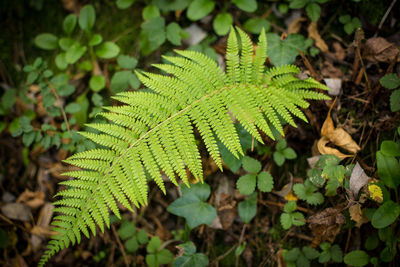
[44,78,71,135]
[261,200,314,214]
[111,224,130,267]
[374,0,398,37]
[298,50,319,81]
[235,224,247,267]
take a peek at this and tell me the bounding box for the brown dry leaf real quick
[364,37,400,63]
[317,137,352,160]
[288,17,307,34]
[332,42,346,60]
[1,203,32,221]
[321,61,343,78]
[307,22,328,52]
[16,189,45,209]
[349,162,369,197]
[308,207,345,245]
[318,105,360,158]
[349,203,369,227]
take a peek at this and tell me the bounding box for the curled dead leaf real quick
[318,104,360,158]
[349,162,369,197]
[317,137,352,160]
[364,37,400,63]
[308,22,328,53]
[349,203,369,228]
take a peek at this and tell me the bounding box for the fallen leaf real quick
[318,104,360,158]
[308,207,345,246]
[349,162,369,197]
[288,17,307,34]
[16,189,45,209]
[317,137,352,160]
[332,42,346,60]
[1,203,32,221]
[349,203,369,227]
[308,22,328,52]
[364,37,400,63]
[321,61,343,78]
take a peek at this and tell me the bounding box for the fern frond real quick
[40,27,330,266]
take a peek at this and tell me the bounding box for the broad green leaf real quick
[257,171,274,192]
[59,37,76,51]
[78,5,96,32]
[283,147,297,159]
[66,44,87,64]
[273,151,285,166]
[276,139,287,150]
[380,73,400,89]
[89,75,105,92]
[371,200,400,229]
[137,229,149,244]
[63,14,77,34]
[111,71,140,93]
[157,249,174,264]
[380,141,400,157]
[267,33,310,66]
[284,201,297,213]
[187,0,215,21]
[147,236,161,253]
[284,247,301,262]
[143,5,160,20]
[96,42,120,59]
[34,33,58,50]
[27,72,38,84]
[213,13,233,36]
[1,89,16,111]
[306,3,321,22]
[237,174,257,195]
[172,242,209,267]
[168,184,216,228]
[22,131,36,146]
[238,193,257,223]
[330,245,343,263]
[376,151,400,189]
[140,17,166,54]
[302,246,319,260]
[125,237,139,252]
[280,213,292,229]
[390,89,400,112]
[166,23,184,45]
[55,53,68,70]
[89,34,102,46]
[289,0,308,9]
[242,156,261,173]
[292,212,306,226]
[344,250,369,267]
[243,18,270,34]
[339,14,351,24]
[116,0,135,9]
[65,103,82,114]
[117,55,138,69]
[364,234,379,251]
[232,0,257,12]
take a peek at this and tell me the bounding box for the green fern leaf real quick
[39,27,329,266]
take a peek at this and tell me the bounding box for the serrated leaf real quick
[242,156,261,173]
[284,201,297,213]
[125,236,139,252]
[273,151,285,166]
[280,213,292,229]
[237,174,257,195]
[283,148,297,159]
[267,33,310,66]
[380,73,400,89]
[302,246,319,260]
[118,221,136,240]
[257,172,274,192]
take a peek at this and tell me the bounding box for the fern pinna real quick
[39,27,329,265]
